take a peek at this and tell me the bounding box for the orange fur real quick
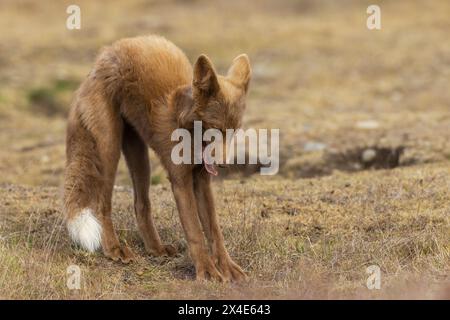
[64,35,251,281]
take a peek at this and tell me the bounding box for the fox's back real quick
[95,35,193,104]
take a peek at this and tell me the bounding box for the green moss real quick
[151,175,161,185]
[53,79,79,92]
[26,79,79,117]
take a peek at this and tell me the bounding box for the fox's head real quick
[191,54,251,131]
[193,54,251,175]
[175,54,251,175]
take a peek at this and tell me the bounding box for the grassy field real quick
[0,0,449,299]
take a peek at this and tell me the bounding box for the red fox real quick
[64,35,251,281]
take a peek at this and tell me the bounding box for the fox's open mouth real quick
[202,146,218,176]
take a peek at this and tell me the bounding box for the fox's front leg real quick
[169,168,224,281]
[193,169,248,282]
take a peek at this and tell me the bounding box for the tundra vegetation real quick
[0,0,448,299]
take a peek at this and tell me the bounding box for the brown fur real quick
[64,35,251,281]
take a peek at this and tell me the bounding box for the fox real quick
[64,35,251,282]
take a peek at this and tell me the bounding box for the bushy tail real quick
[64,108,104,252]
[64,46,124,252]
[66,208,102,252]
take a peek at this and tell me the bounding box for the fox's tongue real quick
[204,163,218,176]
[202,149,218,176]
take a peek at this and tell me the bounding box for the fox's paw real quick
[217,257,248,282]
[104,245,135,264]
[146,244,177,257]
[195,257,225,282]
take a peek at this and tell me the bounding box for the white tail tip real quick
[67,208,102,252]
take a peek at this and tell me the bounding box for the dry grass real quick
[0,0,449,299]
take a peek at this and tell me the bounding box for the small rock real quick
[114,185,125,191]
[40,155,50,163]
[362,148,377,163]
[356,120,379,130]
[303,141,327,152]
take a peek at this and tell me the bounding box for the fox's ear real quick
[227,54,251,92]
[193,54,220,99]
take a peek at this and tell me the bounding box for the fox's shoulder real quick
[111,35,191,67]
[91,35,192,100]
[113,35,178,53]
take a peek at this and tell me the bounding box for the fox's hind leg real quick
[64,96,134,263]
[122,122,176,257]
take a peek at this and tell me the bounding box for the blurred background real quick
[0,0,448,299]
[0,0,449,185]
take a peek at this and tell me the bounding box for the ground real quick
[0,0,449,299]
